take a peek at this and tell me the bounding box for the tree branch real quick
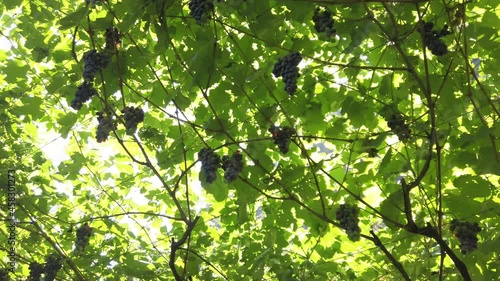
[399,179,471,281]
[370,231,411,281]
[169,216,200,281]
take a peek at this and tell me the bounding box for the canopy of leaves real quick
[0,0,499,280]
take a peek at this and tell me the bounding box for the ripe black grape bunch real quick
[82,49,111,81]
[385,113,411,140]
[122,106,145,135]
[96,111,116,143]
[450,219,481,254]
[198,147,221,183]
[188,0,214,25]
[43,253,63,281]
[418,21,452,56]
[105,27,121,51]
[222,150,244,183]
[28,262,44,281]
[70,28,114,111]
[335,203,361,242]
[70,82,98,110]
[312,7,336,38]
[272,52,303,95]
[74,223,93,254]
[269,125,296,154]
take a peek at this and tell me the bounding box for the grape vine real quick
[312,7,336,37]
[336,204,361,241]
[74,223,93,254]
[122,106,145,135]
[43,253,63,281]
[269,125,296,154]
[199,147,221,183]
[28,262,44,281]
[188,0,214,25]
[418,21,451,56]
[222,151,243,182]
[96,112,116,143]
[272,52,302,95]
[450,219,481,254]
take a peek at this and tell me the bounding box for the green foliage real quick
[0,0,499,280]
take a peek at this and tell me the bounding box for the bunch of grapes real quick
[418,21,452,56]
[199,148,221,183]
[272,52,302,95]
[82,49,111,81]
[96,112,116,143]
[122,106,145,135]
[336,204,361,241]
[28,262,44,281]
[385,114,411,140]
[70,82,98,110]
[0,269,9,281]
[312,7,336,37]
[74,223,93,254]
[450,219,481,254]
[222,151,244,182]
[188,0,214,25]
[269,125,296,154]
[105,27,121,50]
[43,253,63,281]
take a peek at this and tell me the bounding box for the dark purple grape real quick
[272,52,302,95]
[336,204,361,241]
[221,151,243,182]
[199,147,221,183]
[269,125,296,154]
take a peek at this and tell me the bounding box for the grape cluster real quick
[222,151,244,182]
[122,106,145,135]
[0,269,9,281]
[269,125,296,154]
[199,147,221,183]
[96,112,116,143]
[188,0,214,25]
[70,82,98,110]
[105,27,121,50]
[28,262,44,281]
[418,21,452,56]
[450,219,481,254]
[336,204,361,241]
[272,52,302,95]
[385,114,411,140]
[43,254,63,281]
[75,223,93,254]
[83,49,111,81]
[70,30,114,111]
[312,7,336,37]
